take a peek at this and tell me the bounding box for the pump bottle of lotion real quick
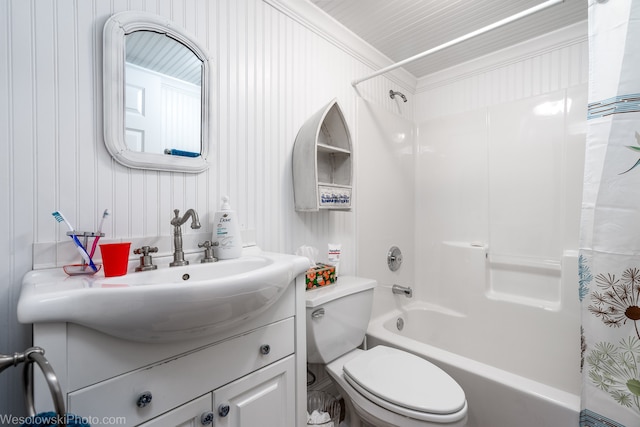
[213,196,242,259]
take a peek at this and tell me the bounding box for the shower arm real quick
[351,0,563,87]
[390,90,407,103]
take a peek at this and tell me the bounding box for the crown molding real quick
[263,0,417,91]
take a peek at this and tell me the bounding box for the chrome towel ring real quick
[1,347,66,427]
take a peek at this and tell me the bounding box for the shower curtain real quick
[580,1,640,426]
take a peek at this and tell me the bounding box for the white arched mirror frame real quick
[103,11,211,173]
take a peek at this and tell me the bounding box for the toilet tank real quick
[305,276,377,364]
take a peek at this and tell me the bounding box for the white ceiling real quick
[308,0,587,79]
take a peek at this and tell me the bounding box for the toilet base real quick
[325,349,468,427]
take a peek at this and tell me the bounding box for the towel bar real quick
[0,347,66,427]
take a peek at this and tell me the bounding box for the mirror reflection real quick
[125,31,203,155]
[103,11,211,173]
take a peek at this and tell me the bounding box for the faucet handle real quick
[134,246,158,271]
[198,241,218,263]
[134,246,158,256]
[198,241,219,248]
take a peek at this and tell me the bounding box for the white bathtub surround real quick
[365,241,581,427]
[415,86,587,313]
[580,1,640,426]
[356,23,588,427]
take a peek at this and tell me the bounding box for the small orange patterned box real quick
[305,263,336,289]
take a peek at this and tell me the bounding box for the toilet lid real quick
[342,346,466,416]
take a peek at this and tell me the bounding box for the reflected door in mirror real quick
[125,31,202,155]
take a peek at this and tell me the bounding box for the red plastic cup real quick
[99,242,132,277]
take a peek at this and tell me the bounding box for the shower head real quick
[389,90,407,103]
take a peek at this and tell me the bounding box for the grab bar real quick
[1,347,66,427]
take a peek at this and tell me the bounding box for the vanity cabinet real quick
[139,356,294,427]
[213,356,295,427]
[32,277,307,427]
[138,394,212,427]
[293,99,353,211]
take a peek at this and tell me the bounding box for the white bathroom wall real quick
[413,22,588,308]
[355,99,415,315]
[0,0,414,418]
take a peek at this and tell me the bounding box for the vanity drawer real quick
[68,317,294,427]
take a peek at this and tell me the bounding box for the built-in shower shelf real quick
[293,99,353,211]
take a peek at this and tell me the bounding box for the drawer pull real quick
[218,403,230,417]
[136,391,153,408]
[200,411,214,425]
[260,344,271,355]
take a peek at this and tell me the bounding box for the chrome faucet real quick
[170,209,201,267]
[392,284,413,298]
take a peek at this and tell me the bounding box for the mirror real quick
[103,11,211,173]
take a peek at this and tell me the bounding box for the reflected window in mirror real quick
[103,12,211,173]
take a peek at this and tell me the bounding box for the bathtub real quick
[365,302,580,427]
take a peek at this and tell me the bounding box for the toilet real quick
[306,276,468,427]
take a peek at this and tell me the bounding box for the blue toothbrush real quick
[52,211,98,271]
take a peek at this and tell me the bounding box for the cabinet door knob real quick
[200,411,214,425]
[136,391,153,408]
[311,308,325,319]
[260,344,271,355]
[218,403,230,417]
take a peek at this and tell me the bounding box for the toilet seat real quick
[342,345,466,422]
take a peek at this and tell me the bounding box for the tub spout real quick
[392,284,413,298]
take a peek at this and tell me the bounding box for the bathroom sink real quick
[18,250,309,342]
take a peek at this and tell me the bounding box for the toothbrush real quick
[89,209,110,259]
[52,211,98,271]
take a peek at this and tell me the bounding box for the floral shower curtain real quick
[580,1,640,426]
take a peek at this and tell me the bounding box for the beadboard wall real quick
[0,0,413,417]
[414,21,588,119]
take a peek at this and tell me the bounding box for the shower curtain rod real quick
[351,0,564,87]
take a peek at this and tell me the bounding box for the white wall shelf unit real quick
[293,99,353,211]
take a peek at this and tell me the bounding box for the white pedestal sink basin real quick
[18,249,310,342]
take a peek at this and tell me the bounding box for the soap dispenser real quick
[213,196,242,259]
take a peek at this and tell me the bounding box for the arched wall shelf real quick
[292,99,353,212]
